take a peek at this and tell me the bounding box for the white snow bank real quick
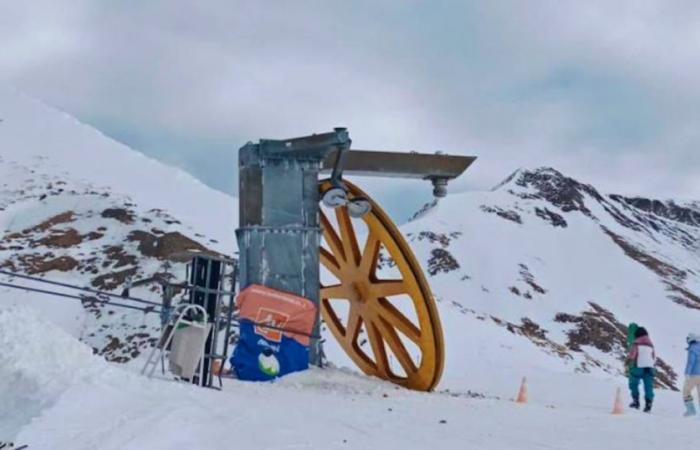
[0,312,694,450]
[0,289,86,340]
[0,305,103,439]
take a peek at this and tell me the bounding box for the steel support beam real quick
[321,149,475,179]
[237,128,351,365]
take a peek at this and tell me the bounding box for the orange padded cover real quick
[236,284,317,346]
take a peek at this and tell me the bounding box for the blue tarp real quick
[229,284,316,381]
[231,320,309,381]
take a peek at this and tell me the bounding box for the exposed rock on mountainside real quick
[479,205,522,224]
[0,86,231,363]
[611,196,700,228]
[555,303,677,389]
[0,159,221,361]
[404,167,699,390]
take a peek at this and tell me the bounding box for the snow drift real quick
[0,305,103,438]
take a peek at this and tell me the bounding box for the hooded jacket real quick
[686,341,700,376]
[628,335,655,369]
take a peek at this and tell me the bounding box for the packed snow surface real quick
[4,306,699,449]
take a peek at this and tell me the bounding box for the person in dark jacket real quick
[626,327,656,412]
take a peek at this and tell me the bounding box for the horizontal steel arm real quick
[321,149,476,180]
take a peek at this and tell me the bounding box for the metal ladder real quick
[141,303,210,386]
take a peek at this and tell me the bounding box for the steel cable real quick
[0,269,161,307]
[0,280,161,314]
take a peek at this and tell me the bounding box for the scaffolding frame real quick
[138,253,239,388]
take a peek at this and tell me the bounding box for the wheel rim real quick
[319,180,444,391]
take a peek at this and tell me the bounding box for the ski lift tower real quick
[237,128,475,391]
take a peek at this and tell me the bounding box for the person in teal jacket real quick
[626,327,656,412]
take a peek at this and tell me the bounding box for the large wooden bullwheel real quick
[319,180,444,391]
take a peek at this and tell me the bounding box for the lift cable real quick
[0,269,161,307]
[0,270,319,337]
[0,280,160,313]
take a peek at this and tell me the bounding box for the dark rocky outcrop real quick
[101,208,136,224]
[37,228,83,248]
[408,231,462,248]
[602,227,687,282]
[427,248,460,276]
[555,302,678,390]
[127,230,213,262]
[508,168,604,217]
[480,205,522,224]
[610,196,700,228]
[535,207,567,228]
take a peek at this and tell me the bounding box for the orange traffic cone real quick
[211,359,223,376]
[611,387,624,415]
[515,377,528,404]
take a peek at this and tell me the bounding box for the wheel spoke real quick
[320,211,346,263]
[376,316,418,375]
[372,280,406,298]
[381,239,416,285]
[336,207,361,266]
[321,298,345,334]
[320,248,343,279]
[345,307,362,342]
[320,284,350,299]
[366,320,388,373]
[376,298,422,344]
[359,232,380,276]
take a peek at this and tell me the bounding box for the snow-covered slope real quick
[0,85,237,248]
[396,168,700,393]
[0,85,237,361]
[2,87,700,448]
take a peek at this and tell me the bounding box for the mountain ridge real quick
[393,166,699,391]
[1,87,698,396]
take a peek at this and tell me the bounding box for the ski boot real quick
[629,397,640,410]
[684,399,697,417]
[644,399,653,413]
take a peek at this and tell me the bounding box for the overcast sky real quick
[2,1,699,220]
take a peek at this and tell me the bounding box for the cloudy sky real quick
[2,1,699,219]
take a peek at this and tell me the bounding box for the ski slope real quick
[3,305,698,450]
[2,86,700,448]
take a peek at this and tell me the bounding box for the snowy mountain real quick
[398,167,700,393]
[2,86,700,448]
[0,85,236,361]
